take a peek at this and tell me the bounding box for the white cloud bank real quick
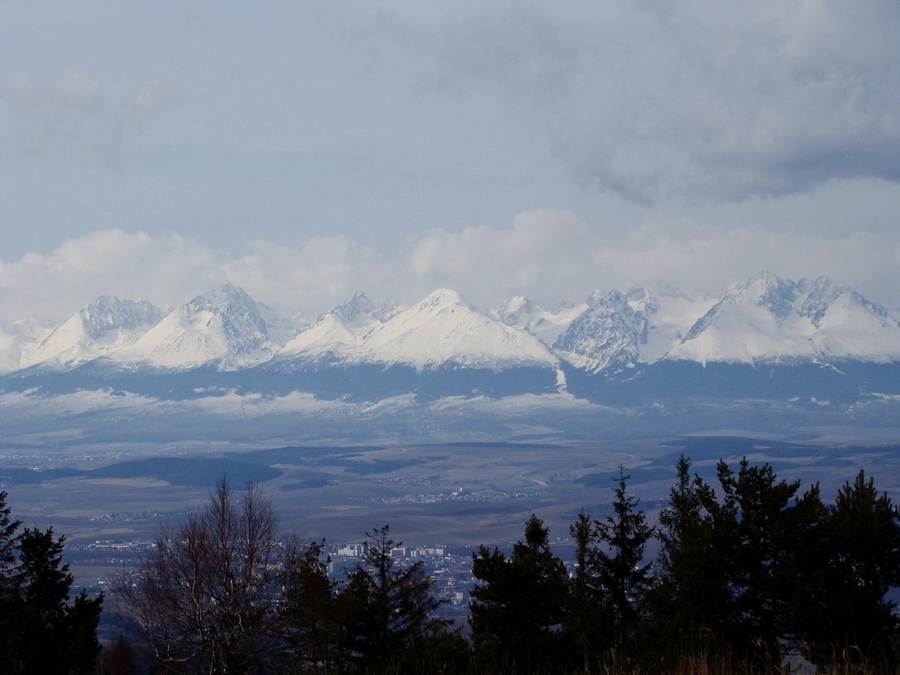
[1,213,897,323]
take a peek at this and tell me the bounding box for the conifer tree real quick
[469,514,569,672]
[0,491,22,669]
[567,510,607,668]
[342,525,448,671]
[800,470,900,667]
[12,527,103,674]
[722,459,823,664]
[281,539,346,672]
[653,457,824,666]
[651,456,736,654]
[593,467,653,653]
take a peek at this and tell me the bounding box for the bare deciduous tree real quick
[115,480,287,674]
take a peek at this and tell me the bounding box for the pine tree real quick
[651,456,736,655]
[342,525,448,672]
[469,514,569,672]
[0,491,22,669]
[800,470,900,667]
[281,539,346,672]
[12,527,103,674]
[593,467,653,654]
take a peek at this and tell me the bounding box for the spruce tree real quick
[651,456,736,655]
[469,514,569,672]
[0,491,22,669]
[723,459,823,664]
[12,527,103,674]
[593,467,653,653]
[800,470,900,667]
[567,510,607,668]
[343,525,448,671]
[281,539,346,672]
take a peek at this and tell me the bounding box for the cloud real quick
[1,216,898,325]
[2,69,176,166]
[397,2,900,203]
[0,230,394,321]
[406,210,600,306]
[405,211,900,308]
[223,237,391,315]
[421,6,578,105]
[552,0,900,203]
[0,230,222,320]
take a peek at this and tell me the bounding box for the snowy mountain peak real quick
[670,274,900,364]
[79,296,162,340]
[21,296,162,368]
[553,290,648,374]
[185,284,259,317]
[491,296,538,326]
[491,296,586,347]
[417,288,466,310]
[128,285,271,370]
[332,292,374,322]
[551,283,716,374]
[339,289,559,371]
[721,271,795,319]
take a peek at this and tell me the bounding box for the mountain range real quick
[2,273,899,411]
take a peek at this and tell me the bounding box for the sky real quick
[1,1,899,323]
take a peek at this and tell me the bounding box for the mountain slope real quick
[552,283,713,375]
[277,293,392,362]
[344,289,560,371]
[491,296,586,346]
[668,273,900,365]
[21,296,162,369]
[127,285,272,369]
[1,275,897,411]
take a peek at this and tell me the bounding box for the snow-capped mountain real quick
[257,303,309,347]
[553,290,647,374]
[279,289,559,372]
[21,296,162,369]
[127,285,272,370]
[668,273,900,365]
[0,317,57,372]
[491,296,586,346]
[278,293,393,362]
[1,274,898,412]
[551,283,714,374]
[345,289,560,371]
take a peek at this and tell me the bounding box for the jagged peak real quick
[327,292,398,327]
[77,296,162,338]
[716,271,795,319]
[418,288,467,309]
[586,288,607,305]
[185,284,258,313]
[331,292,376,322]
[584,288,630,310]
[492,295,539,325]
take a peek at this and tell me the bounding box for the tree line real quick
[3,455,900,673]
